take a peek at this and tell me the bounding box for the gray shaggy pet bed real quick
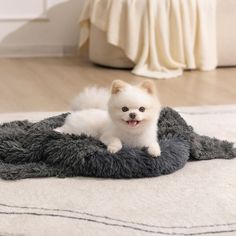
[0,107,235,180]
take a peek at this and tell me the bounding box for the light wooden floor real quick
[0,56,235,113]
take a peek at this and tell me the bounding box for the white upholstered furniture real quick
[89,0,236,68]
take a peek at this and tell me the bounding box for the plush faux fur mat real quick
[0,107,235,180]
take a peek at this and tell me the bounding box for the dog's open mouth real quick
[126,120,141,128]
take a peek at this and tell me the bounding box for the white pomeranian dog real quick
[55,80,161,157]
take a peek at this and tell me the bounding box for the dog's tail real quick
[71,86,110,111]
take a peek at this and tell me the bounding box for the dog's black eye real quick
[122,106,129,112]
[139,107,145,112]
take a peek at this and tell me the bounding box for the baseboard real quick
[0,44,78,57]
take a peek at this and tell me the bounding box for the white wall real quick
[0,0,85,57]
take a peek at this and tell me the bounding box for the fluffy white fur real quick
[71,86,110,111]
[55,80,161,157]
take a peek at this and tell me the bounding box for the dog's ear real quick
[111,80,127,94]
[139,80,157,95]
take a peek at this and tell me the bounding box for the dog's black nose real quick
[129,113,136,119]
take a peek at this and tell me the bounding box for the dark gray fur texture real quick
[0,107,235,180]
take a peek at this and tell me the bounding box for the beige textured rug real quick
[0,105,235,236]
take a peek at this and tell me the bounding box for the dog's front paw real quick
[148,143,161,157]
[107,142,122,154]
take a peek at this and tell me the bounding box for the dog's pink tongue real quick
[128,120,138,127]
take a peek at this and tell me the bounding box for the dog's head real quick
[108,80,161,131]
